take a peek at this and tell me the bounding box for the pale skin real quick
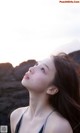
[10,57,73,133]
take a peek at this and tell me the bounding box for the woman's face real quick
[21,56,56,93]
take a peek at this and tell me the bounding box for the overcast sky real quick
[0,0,80,66]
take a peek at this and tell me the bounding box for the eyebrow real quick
[37,61,50,71]
[43,63,50,71]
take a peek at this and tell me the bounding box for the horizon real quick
[0,44,80,67]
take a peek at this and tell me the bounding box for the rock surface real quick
[0,60,36,133]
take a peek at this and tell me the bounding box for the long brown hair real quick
[49,53,80,133]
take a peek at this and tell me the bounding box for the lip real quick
[23,72,30,80]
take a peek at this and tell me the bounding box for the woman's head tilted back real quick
[22,52,80,132]
[22,56,57,94]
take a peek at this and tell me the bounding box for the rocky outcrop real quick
[0,60,36,133]
[0,51,80,133]
[69,50,80,64]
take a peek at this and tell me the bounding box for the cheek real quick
[31,75,50,90]
[21,72,53,93]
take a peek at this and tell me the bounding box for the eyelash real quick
[40,67,45,73]
[35,63,45,73]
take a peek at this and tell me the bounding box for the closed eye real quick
[35,62,46,73]
[41,67,45,73]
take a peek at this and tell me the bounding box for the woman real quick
[10,53,80,133]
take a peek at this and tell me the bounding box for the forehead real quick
[38,56,55,71]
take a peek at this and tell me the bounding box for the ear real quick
[46,85,58,95]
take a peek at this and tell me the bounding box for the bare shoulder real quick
[44,111,73,133]
[10,106,28,120]
[10,106,28,133]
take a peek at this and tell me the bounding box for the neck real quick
[28,91,53,118]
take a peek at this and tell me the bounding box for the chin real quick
[21,79,23,85]
[21,79,27,87]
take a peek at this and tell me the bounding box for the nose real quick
[29,66,35,74]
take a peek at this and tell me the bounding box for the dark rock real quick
[0,59,36,133]
[13,60,36,80]
[69,50,80,64]
[0,63,14,81]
